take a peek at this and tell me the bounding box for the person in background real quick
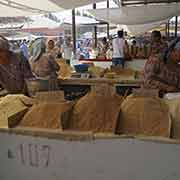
[47,39,59,58]
[63,37,73,64]
[137,43,145,59]
[20,39,29,60]
[143,37,180,92]
[99,37,109,56]
[130,40,138,59]
[29,38,59,80]
[149,30,168,56]
[0,36,34,94]
[112,30,127,68]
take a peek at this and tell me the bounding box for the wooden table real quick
[60,78,142,87]
[59,78,142,100]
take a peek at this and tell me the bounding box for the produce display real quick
[117,95,171,137]
[67,84,123,133]
[0,95,35,127]
[56,59,72,79]
[19,102,73,129]
[1,86,180,140]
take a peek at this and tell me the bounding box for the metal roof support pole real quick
[167,20,170,39]
[175,16,178,37]
[165,23,168,37]
[107,0,110,39]
[72,9,76,56]
[93,3,97,48]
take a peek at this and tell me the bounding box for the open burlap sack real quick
[19,102,73,129]
[35,91,65,103]
[57,59,72,79]
[165,98,180,139]
[0,95,35,127]
[116,96,171,137]
[68,84,123,133]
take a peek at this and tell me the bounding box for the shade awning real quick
[121,0,180,6]
[0,0,63,17]
[89,4,180,25]
[126,20,168,35]
[49,0,104,9]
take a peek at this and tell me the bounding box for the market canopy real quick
[50,0,104,9]
[0,0,63,17]
[126,20,167,35]
[120,0,180,6]
[89,3,180,25]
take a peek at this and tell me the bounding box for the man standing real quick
[112,30,126,68]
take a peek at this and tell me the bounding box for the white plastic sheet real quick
[89,4,180,25]
[126,20,168,35]
[0,0,63,17]
[50,0,104,9]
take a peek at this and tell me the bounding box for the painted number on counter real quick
[8,143,51,168]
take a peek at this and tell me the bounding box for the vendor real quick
[0,36,34,94]
[143,37,180,92]
[149,30,168,56]
[29,38,60,80]
[112,30,128,68]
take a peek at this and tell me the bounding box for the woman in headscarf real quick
[149,30,168,56]
[0,36,34,94]
[29,38,60,80]
[143,37,180,92]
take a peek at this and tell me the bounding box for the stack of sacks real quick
[116,92,171,138]
[67,84,123,133]
[0,95,35,128]
[19,91,73,129]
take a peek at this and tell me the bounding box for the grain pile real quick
[165,98,180,139]
[67,84,123,133]
[0,95,35,127]
[104,68,136,80]
[19,102,73,129]
[88,66,105,78]
[56,59,72,79]
[116,95,171,137]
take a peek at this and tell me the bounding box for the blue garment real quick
[20,43,29,60]
[112,57,125,68]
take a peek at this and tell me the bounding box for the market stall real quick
[0,1,180,180]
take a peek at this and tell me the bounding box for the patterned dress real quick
[143,54,180,91]
[149,41,168,56]
[0,52,34,94]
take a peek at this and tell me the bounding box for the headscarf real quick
[163,37,180,63]
[30,38,46,62]
[0,35,9,51]
[0,36,11,65]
